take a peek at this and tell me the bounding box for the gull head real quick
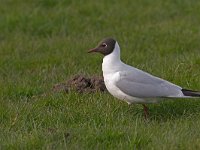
[88,38,116,56]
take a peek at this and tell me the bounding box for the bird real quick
[88,37,200,118]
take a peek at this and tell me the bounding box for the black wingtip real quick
[182,89,200,97]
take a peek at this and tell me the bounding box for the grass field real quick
[1,0,200,149]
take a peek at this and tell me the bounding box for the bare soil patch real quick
[52,75,107,93]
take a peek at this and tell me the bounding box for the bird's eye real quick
[102,43,107,47]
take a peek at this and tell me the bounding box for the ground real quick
[1,0,200,149]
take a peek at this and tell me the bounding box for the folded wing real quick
[115,68,183,98]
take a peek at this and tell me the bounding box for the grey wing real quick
[115,70,183,98]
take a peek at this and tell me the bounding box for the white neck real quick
[102,42,123,74]
[103,42,120,63]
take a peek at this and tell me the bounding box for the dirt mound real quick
[52,75,107,93]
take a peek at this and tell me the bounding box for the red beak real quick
[88,47,99,53]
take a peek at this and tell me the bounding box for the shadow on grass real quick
[147,99,200,121]
[119,98,200,122]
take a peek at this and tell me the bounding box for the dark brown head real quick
[88,38,116,56]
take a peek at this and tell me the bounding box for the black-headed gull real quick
[88,38,200,118]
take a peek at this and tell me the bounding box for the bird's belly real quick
[105,80,127,100]
[104,78,147,104]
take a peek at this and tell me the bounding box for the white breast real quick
[104,72,126,99]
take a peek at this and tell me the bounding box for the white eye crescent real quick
[102,43,107,47]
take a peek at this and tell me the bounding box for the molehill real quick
[52,75,107,93]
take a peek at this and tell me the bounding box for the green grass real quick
[1,0,200,149]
